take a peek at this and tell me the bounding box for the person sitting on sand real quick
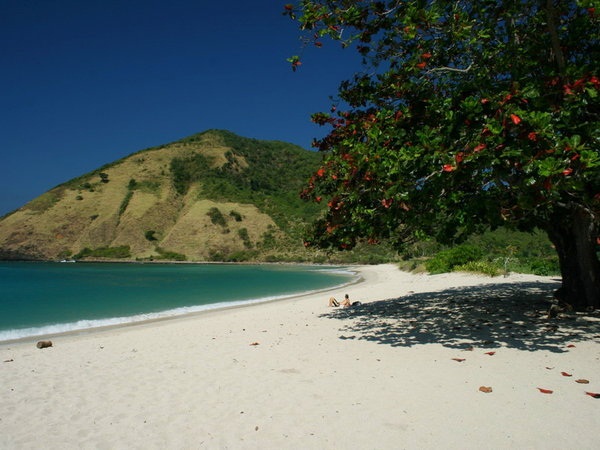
[328,296,340,307]
[328,294,352,307]
[340,294,352,307]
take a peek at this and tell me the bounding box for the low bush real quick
[425,244,484,274]
[75,246,131,259]
[454,261,503,277]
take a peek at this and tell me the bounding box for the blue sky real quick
[1,0,361,216]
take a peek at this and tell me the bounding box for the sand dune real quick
[2,264,600,449]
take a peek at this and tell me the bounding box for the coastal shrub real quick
[75,246,131,259]
[425,244,484,274]
[136,180,160,193]
[145,230,158,241]
[229,210,243,222]
[155,247,186,261]
[118,191,134,217]
[238,228,252,248]
[207,207,227,227]
[99,172,110,183]
[226,250,259,262]
[454,261,502,277]
[526,257,560,276]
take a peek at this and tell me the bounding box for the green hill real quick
[0,130,326,262]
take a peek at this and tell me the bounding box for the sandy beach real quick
[1,264,599,449]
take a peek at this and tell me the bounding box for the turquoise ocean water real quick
[0,262,355,341]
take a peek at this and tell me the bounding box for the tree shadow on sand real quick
[321,279,600,353]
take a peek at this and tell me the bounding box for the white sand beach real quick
[1,264,599,449]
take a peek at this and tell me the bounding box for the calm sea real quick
[0,262,355,341]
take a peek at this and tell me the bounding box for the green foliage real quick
[155,247,186,261]
[238,228,252,248]
[425,245,484,274]
[75,246,131,259]
[454,261,502,277]
[529,259,561,276]
[207,207,227,227]
[229,210,243,222]
[118,191,133,217]
[169,130,324,228]
[99,173,109,183]
[399,228,560,276]
[145,230,158,241]
[289,1,600,306]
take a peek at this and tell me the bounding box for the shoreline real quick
[3,264,600,449]
[0,264,364,346]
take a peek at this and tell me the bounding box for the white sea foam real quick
[0,273,357,342]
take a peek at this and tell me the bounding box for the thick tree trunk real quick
[546,203,600,310]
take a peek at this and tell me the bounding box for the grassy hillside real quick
[0,130,326,262]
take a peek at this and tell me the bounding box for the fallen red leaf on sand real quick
[484,351,496,356]
[567,344,576,348]
[249,342,260,346]
[561,372,572,377]
[452,358,466,362]
[479,386,493,393]
[537,388,554,394]
[585,392,600,399]
[576,379,590,384]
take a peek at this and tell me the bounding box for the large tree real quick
[286,1,600,309]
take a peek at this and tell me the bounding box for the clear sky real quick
[1,0,361,216]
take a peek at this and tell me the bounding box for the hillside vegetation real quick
[0,130,326,262]
[0,129,560,272]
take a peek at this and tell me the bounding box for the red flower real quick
[455,152,464,163]
[381,198,393,208]
[510,114,522,125]
[527,132,537,141]
[442,164,456,172]
[562,168,573,176]
[316,167,326,177]
[416,62,427,69]
[421,52,432,59]
[473,143,486,153]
